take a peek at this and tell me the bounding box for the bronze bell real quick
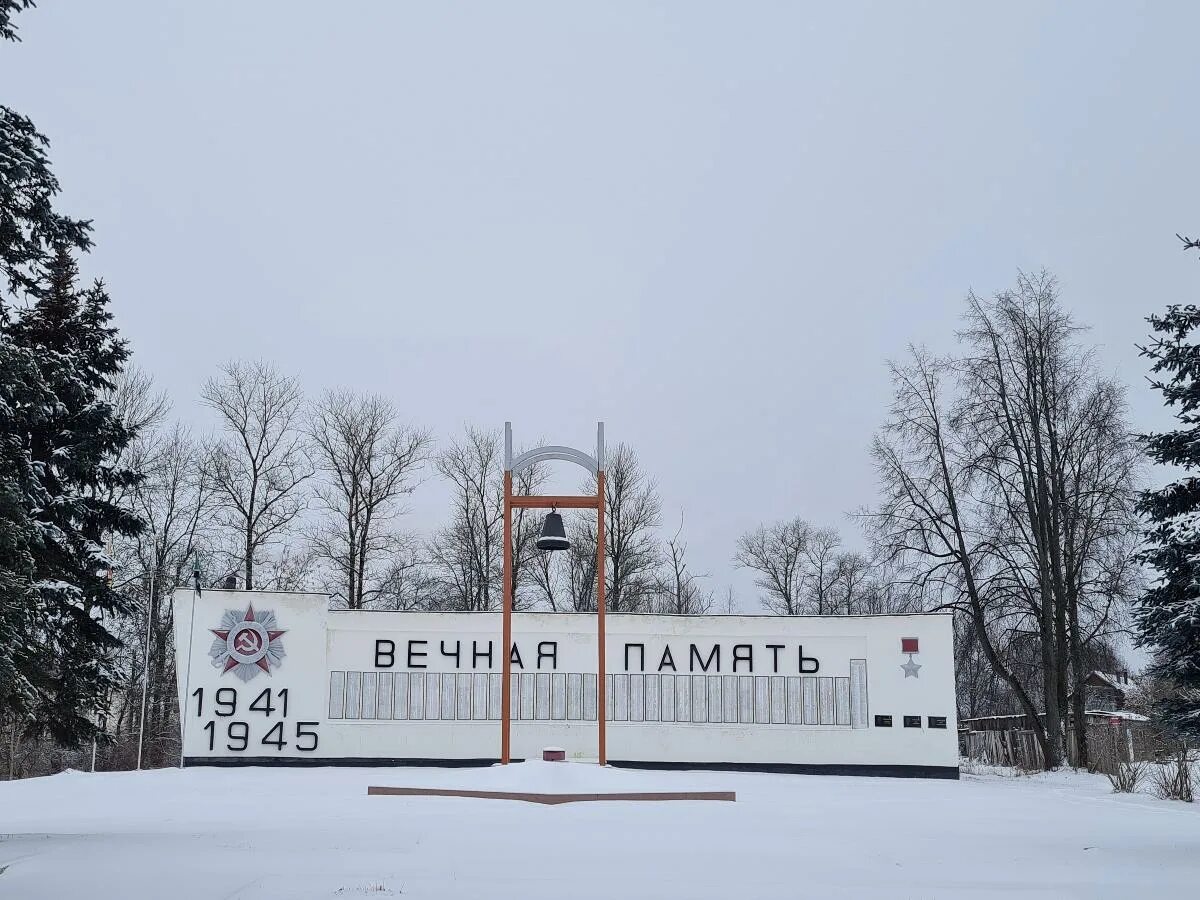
[536,509,570,551]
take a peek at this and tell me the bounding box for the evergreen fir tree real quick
[0,336,53,729]
[1,83,95,742]
[0,1,36,45]
[0,105,91,305]
[6,246,143,744]
[0,0,143,748]
[1135,235,1200,737]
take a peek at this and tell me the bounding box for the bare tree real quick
[263,543,319,592]
[428,427,545,611]
[735,519,877,615]
[529,541,565,610]
[830,550,871,615]
[847,558,923,615]
[108,366,169,470]
[560,533,600,612]
[652,512,713,615]
[866,347,1053,758]
[89,371,209,769]
[734,517,812,615]
[955,273,1139,766]
[603,445,662,611]
[427,427,499,611]
[201,360,313,590]
[564,443,661,612]
[721,586,739,614]
[308,390,431,609]
[510,462,550,609]
[803,526,842,614]
[108,418,216,768]
[867,274,1139,771]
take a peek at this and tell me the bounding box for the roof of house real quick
[1085,671,1130,691]
[961,709,1149,725]
[1085,709,1149,722]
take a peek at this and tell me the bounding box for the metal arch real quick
[510,445,597,477]
[505,422,605,476]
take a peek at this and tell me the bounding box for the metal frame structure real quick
[502,421,606,764]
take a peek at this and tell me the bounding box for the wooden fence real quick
[964,729,1045,770]
[964,723,1150,773]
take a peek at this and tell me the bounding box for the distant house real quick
[960,671,1154,770]
[961,670,1139,732]
[959,708,1148,733]
[1082,670,1133,712]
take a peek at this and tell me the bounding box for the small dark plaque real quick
[903,715,922,728]
[928,716,947,729]
[874,715,892,727]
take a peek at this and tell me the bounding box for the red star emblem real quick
[211,603,286,674]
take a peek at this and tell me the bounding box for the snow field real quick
[0,761,1196,899]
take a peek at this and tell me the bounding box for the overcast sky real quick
[2,2,1198,609]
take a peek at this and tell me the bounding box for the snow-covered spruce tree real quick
[0,99,96,746]
[0,2,36,45]
[1,2,145,751]
[5,247,143,745]
[0,108,93,297]
[1135,234,1200,738]
[0,339,54,737]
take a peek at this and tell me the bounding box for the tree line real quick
[865,273,1140,769]
[14,273,1144,774]
[1,3,1197,776]
[130,362,727,617]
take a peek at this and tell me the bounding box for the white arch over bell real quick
[504,422,605,476]
[511,445,598,476]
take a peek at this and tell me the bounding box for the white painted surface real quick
[174,590,958,769]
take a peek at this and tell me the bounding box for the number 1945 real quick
[191,687,318,753]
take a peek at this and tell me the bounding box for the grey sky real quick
[2,2,1197,608]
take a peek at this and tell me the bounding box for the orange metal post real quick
[596,469,607,766]
[501,470,513,764]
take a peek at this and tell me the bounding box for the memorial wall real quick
[175,589,959,777]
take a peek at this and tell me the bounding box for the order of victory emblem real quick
[209,604,286,681]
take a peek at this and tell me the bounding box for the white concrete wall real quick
[176,590,958,772]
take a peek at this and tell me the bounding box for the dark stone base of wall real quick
[183,756,959,779]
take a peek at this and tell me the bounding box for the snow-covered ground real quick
[1,761,1195,899]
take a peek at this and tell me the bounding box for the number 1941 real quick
[191,687,318,753]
